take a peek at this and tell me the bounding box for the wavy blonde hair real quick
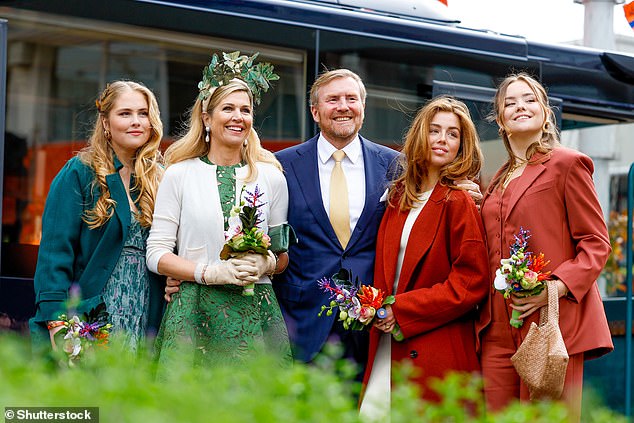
[79,80,164,228]
[389,96,483,211]
[489,72,560,190]
[165,78,281,180]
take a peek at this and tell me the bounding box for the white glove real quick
[198,260,259,286]
[236,251,276,278]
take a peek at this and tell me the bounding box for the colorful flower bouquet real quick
[220,185,271,296]
[493,227,551,328]
[56,303,112,366]
[317,269,403,341]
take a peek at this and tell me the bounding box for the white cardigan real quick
[146,158,289,284]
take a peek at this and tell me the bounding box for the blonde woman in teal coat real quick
[30,81,165,352]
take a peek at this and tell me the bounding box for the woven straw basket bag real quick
[511,280,569,400]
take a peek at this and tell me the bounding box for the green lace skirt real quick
[154,282,292,369]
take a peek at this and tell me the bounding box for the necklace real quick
[502,159,527,189]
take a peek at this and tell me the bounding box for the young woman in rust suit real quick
[477,73,613,419]
[359,97,489,418]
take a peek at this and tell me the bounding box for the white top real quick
[146,158,289,285]
[317,134,366,234]
[359,190,432,421]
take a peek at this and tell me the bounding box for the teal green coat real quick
[29,155,165,341]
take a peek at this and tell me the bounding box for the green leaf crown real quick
[197,51,280,105]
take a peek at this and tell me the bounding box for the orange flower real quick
[357,285,385,310]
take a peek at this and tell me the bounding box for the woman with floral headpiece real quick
[146,52,292,367]
[30,81,165,352]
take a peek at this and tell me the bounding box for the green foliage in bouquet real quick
[220,185,271,260]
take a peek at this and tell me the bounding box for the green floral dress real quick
[102,214,150,351]
[154,159,292,368]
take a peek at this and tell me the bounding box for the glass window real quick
[1,10,306,277]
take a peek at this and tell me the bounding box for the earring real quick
[243,138,248,147]
[205,126,210,143]
[104,129,111,140]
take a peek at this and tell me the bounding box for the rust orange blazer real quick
[362,184,489,401]
[476,147,614,359]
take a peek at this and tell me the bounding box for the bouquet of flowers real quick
[493,227,551,328]
[317,269,403,341]
[56,303,112,366]
[220,185,271,296]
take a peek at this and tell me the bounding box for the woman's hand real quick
[165,277,182,302]
[47,321,65,349]
[236,252,276,278]
[455,179,483,204]
[373,304,396,333]
[510,279,569,320]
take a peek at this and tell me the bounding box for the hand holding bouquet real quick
[317,269,403,341]
[220,185,272,296]
[55,303,112,366]
[493,227,550,328]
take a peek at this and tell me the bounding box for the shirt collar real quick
[317,133,362,165]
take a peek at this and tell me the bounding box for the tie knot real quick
[332,150,346,163]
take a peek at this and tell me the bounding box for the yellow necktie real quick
[329,150,350,249]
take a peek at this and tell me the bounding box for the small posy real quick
[317,269,403,341]
[494,227,551,328]
[220,184,271,295]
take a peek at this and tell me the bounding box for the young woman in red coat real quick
[359,97,489,418]
[476,73,613,421]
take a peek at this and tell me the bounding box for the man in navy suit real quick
[274,69,399,369]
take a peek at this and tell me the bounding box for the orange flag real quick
[625,1,634,29]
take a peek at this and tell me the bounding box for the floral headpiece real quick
[198,51,279,107]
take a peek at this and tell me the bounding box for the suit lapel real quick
[504,154,550,222]
[396,184,446,295]
[289,137,340,244]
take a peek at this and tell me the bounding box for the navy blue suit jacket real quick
[274,134,399,362]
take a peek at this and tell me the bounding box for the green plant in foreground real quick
[0,333,626,423]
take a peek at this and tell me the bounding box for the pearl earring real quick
[205,126,210,143]
[243,138,248,147]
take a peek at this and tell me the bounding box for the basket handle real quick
[539,280,560,326]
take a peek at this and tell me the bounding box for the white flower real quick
[494,269,509,290]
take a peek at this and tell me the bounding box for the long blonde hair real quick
[490,72,560,190]
[389,96,482,211]
[79,80,164,228]
[164,78,281,180]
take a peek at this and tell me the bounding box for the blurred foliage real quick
[602,211,628,296]
[0,333,627,423]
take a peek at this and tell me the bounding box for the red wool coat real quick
[362,184,490,402]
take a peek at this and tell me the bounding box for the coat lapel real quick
[381,205,408,296]
[289,138,340,244]
[347,136,390,251]
[106,155,130,242]
[396,184,446,295]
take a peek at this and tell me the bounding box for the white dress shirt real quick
[317,134,366,235]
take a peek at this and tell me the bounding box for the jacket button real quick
[409,350,418,359]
